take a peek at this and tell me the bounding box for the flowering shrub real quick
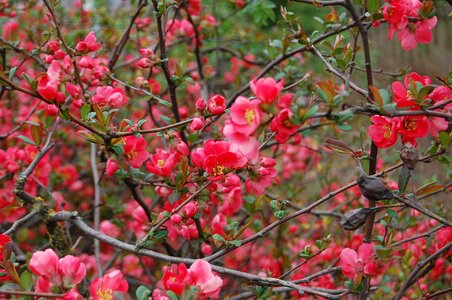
[0,0,450,299]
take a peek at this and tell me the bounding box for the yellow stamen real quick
[157,159,165,168]
[213,165,225,176]
[245,109,255,125]
[97,289,113,300]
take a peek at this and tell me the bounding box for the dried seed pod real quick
[357,175,394,201]
[340,208,373,230]
[399,143,419,170]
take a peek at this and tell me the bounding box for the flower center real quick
[157,159,165,168]
[213,164,225,176]
[97,289,113,300]
[403,119,417,131]
[384,124,392,139]
[406,90,414,99]
[283,119,293,128]
[245,109,255,125]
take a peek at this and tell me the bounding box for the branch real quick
[204,151,443,262]
[150,0,186,143]
[0,290,64,298]
[42,0,86,96]
[108,0,148,70]
[90,143,103,277]
[3,210,39,235]
[49,211,343,299]
[390,225,445,248]
[393,242,452,300]
[14,118,60,203]
[310,46,368,97]
[135,181,212,250]
[0,37,46,69]
[393,195,452,227]
[293,0,345,6]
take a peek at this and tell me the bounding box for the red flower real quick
[398,115,429,143]
[122,135,149,168]
[105,158,119,176]
[392,72,431,108]
[368,115,400,148]
[0,234,11,261]
[161,263,188,295]
[269,109,298,143]
[207,94,226,115]
[146,148,178,177]
[192,140,247,181]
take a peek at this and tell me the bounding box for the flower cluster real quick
[382,0,437,50]
[160,259,223,299]
[369,72,450,148]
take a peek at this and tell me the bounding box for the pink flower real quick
[183,202,198,218]
[208,94,226,115]
[339,243,377,282]
[105,158,119,175]
[397,17,437,51]
[123,135,149,168]
[229,96,262,135]
[89,270,128,300]
[146,149,178,177]
[196,97,207,112]
[29,249,86,293]
[92,86,128,108]
[75,31,101,53]
[187,259,223,298]
[189,116,205,131]
[245,157,277,195]
[223,121,260,161]
[428,116,448,138]
[368,115,400,148]
[250,77,284,104]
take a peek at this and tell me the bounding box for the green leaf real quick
[17,135,36,146]
[136,285,152,300]
[80,104,91,121]
[438,132,450,147]
[8,67,17,81]
[30,124,43,146]
[212,234,226,243]
[20,270,32,290]
[366,0,381,14]
[229,240,242,247]
[166,290,179,300]
[154,229,168,240]
[111,144,125,156]
[386,209,399,219]
[337,123,352,132]
[398,166,411,193]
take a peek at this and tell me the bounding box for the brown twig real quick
[393,242,452,300]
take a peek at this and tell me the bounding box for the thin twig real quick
[393,242,452,300]
[90,143,103,277]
